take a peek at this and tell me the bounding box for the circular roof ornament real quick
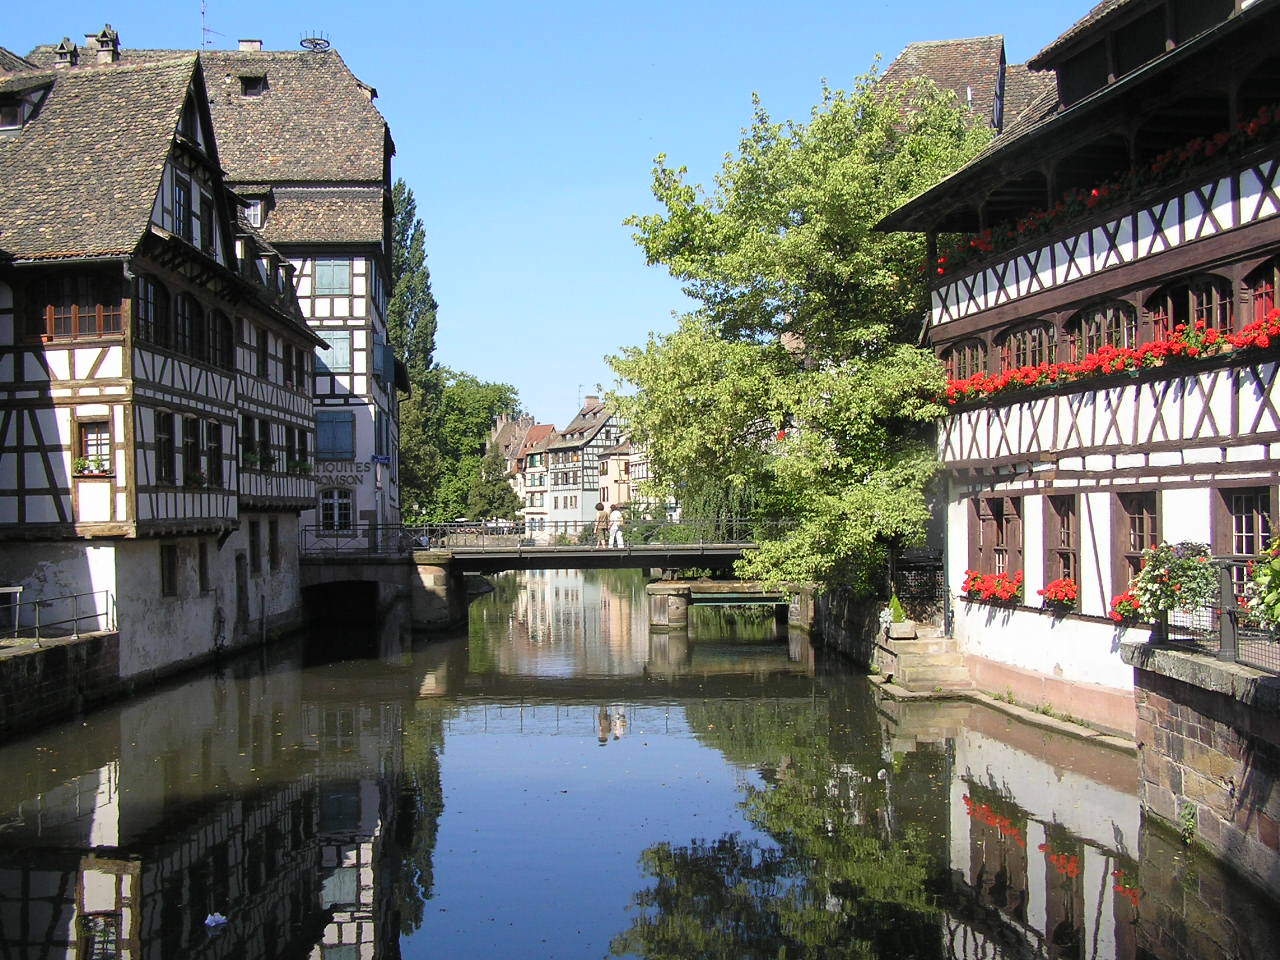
[300,34,330,52]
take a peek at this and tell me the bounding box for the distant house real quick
[879,0,1280,732]
[544,397,623,538]
[0,39,323,673]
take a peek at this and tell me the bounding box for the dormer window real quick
[240,75,267,98]
[245,199,264,228]
[0,101,19,130]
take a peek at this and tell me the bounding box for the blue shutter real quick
[316,411,355,460]
[315,331,351,373]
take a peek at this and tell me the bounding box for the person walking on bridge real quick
[594,502,609,548]
[608,504,626,549]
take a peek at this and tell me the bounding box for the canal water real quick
[0,569,1277,959]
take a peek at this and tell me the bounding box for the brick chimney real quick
[238,39,263,52]
[52,38,79,69]
[86,24,119,64]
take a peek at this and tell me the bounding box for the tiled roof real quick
[1002,64,1057,127]
[550,400,611,449]
[198,50,389,183]
[263,188,385,245]
[520,424,557,454]
[1028,0,1132,69]
[0,57,195,261]
[24,44,390,183]
[0,47,36,72]
[880,35,1005,129]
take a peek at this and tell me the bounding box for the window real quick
[78,912,120,960]
[160,543,178,597]
[1247,260,1278,326]
[297,430,309,467]
[1147,276,1233,338]
[198,541,211,593]
[1115,492,1158,593]
[199,196,215,254]
[182,417,202,485]
[174,176,192,241]
[943,339,987,380]
[27,274,123,340]
[1046,495,1079,582]
[283,344,294,385]
[79,421,111,468]
[316,411,355,460]
[1071,301,1137,359]
[0,100,21,129]
[240,414,256,466]
[206,419,223,488]
[971,497,1022,574]
[240,75,267,97]
[175,294,205,361]
[314,258,352,296]
[269,518,280,571]
[257,419,273,469]
[315,331,352,372]
[294,346,308,386]
[1000,322,1055,371]
[210,311,234,370]
[320,489,353,531]
[249,520,261,574]
[245,198,264,228]
[1216,487,1273,595]
[135,275,169,346]
[257,327,269,378]
[156,412,176,483]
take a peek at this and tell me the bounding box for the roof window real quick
[240,75,267,98]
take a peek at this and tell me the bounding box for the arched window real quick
[319,488,353,531]
[1246,259,1279,325]
[209,310,234,371]
[942,339,987,380]
[1146,275,1233,338]
[1069,301,1137,359]
[135,275,170,346]
[174,294,205,361]
[999,322,1055,371]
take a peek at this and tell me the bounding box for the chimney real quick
[53,38,79,69]
[239,39,263,52]
[87,24,120,64]
[584,395,600,406]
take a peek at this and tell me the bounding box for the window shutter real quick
[316,411,355,460]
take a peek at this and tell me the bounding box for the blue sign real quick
[371,455,391,465]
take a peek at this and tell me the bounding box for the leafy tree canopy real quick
[610,72,990,592]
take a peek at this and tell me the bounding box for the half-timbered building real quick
[0,42,323,676]
[23,34,406,551]
[879,0,1280,730]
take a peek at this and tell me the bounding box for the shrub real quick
[1131,542,1217,614]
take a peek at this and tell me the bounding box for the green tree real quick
[610,72,990,591]
[466,447,524,519]
[416,368,521,521]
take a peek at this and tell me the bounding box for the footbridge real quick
[297,520,782,628]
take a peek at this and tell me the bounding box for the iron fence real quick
[1159,561,1280,675]
[0,589,117,645]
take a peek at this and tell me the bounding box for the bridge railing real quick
[1,589,117,646]
[300,519,786,556]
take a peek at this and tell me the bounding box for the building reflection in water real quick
[2,571,1277,959]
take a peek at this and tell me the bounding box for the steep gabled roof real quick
[0,56,197,261]
[549,399,612,449]
[880,35,1006,128]
[1028,0,1132,69]
[265,188,386,245]
[1002,63,1057,127]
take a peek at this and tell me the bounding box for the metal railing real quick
[1159,561,1280,675]
[1,590,117,645]
[300,518,788,557]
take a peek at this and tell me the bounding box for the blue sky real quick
[10,1,1072,425]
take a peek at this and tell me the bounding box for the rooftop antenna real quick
[200,0,224,49]
[300,31,331,52]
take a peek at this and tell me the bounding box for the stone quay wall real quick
[1123,641,1280,895]
[0,631,122,737]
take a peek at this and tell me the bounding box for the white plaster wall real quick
[1080,492,1112,617]
[1161,487,1211,544]
[1022,495,1045,599]
[0,542,117,631]
[115,514,304,678]
[954,604,1134,691]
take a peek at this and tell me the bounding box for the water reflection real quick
[0,570,1274,959]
